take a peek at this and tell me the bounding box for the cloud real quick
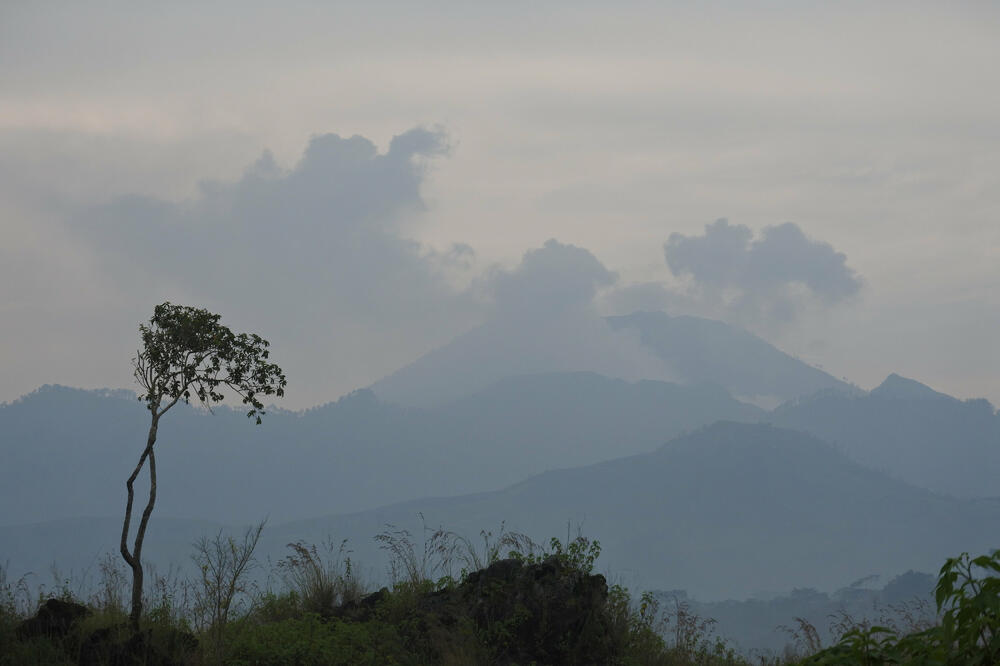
[55,127,486,407]
[488,239,618,317]
[71,127,470,322]
[599,281,696,317]
[661,219,862,322]
[372,238,674,406]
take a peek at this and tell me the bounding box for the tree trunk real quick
[121,410,159,632]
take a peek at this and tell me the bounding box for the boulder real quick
[15,598,90,640]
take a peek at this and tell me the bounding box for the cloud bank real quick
[78,128,467,321]
[57,128,487,406]
[372,238,674,406]
[4,122,864,409]
[665,219,861,306]
[488,239,618,318]
[606,219,862,327]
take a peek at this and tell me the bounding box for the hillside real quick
[371,310,852,408]
[607,311,854,405]
[6,422,997,603]
[258,422,1000,600]
[0,376,761,525]
[772,374,1000,498]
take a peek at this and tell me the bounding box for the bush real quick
[803,549,1000,665]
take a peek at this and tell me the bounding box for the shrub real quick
[277,538,365,617]
[803,549,1000,665]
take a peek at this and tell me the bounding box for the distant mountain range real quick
[606,312,856,406]
[372,311,852,408]
[4,422,997,601]
[0,373,761,525]
[2,309,997,607]
[3,371,989,529]
[263,421,1000,600]
[772,373,1000,498]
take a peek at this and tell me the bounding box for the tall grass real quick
[275,537,366,617]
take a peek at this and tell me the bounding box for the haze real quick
[5,6,1000,658]
[1,1,998,409]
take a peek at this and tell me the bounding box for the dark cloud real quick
[662,219,862,322]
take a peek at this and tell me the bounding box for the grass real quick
[3,527,994,666]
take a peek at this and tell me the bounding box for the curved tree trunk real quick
[121,411,159,632]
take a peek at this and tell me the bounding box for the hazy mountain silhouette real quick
[6,422,997,602]
[260,422,1000,599]
[0,375,761,525]
[368,312,674,408]
[372,310,853,408]
[771,374,1000,498]
[607,311,855,405]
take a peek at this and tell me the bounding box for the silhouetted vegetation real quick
[120,303,286,630]
[4,523,998,665]
[801,549,1000,664]
[2,529,757,665]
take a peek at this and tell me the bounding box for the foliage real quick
[442,522,537,581]
[192,520,266,661]
[375,515,455,587]
[120,302,286,631]
[802,549,1000,665]
[11,526,998,666]
[223,613,400,666]
[510,529,602,574]
[134,302,287,422]
[276,537,365,617]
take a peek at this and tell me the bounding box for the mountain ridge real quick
[5,421,997,601]
[0,372,763,525]
[371,310,853,408]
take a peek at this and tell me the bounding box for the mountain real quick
[369,311,675,408]
[6,422,997,601]
[607,311,854,406]
[0,376,761,525]
[659,569,936,654]
[258,422,999,599]
[372,310,853,408]
[771,374,1000,498]
[870,373,956,401]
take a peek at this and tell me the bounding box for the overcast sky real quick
[1,1,998,409]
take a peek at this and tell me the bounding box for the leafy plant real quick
[803,548,1000,665]
[121,302,286,630]
[510,528,602,575]
[443,522,536,581]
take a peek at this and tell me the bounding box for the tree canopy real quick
[122,302,286,631]
[134,302,287,422]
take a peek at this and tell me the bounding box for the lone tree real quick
[121,302,286,630]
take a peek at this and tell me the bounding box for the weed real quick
[277,536,366,616]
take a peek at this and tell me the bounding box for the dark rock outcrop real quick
[15,598,90,640]
[362,556,616,665]
[328,587,390,623]
[455,556,613,665]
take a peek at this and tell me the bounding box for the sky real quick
[1,1,998,409]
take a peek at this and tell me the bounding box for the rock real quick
[15,598,90,640]
[329,587,389,623]
[327,555,622,664]
[445,556,615,665]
